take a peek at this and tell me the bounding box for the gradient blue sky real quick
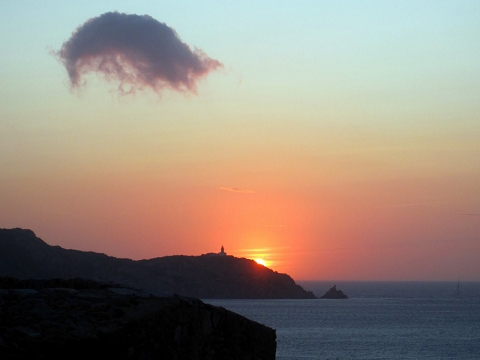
[1,1,479,280]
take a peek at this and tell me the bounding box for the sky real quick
[1,1,479,281]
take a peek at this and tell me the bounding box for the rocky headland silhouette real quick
[0,228,315,299]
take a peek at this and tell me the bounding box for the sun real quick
[254,258,267,267]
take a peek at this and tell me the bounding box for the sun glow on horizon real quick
[239,248,281,269]
[253,258,267,267]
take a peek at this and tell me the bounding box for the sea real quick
[205,281,480,360]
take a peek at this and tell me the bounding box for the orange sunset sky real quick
[1,1,479,281]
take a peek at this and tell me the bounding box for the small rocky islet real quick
[320,284,348,299]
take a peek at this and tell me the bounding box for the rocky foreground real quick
[0,277,276,359]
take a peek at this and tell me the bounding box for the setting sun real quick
[253,258,267,267]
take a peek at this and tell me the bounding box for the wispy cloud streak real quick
[56,12,222,95]
[383,201,447,208]
[218,187,256,194]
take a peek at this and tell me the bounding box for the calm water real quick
[205,282,480,359]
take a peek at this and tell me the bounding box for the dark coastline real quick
[0,228,315,299]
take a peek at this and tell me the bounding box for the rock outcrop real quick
[320,285,348,299]
[0,277,276,359]
[0,228,316,299]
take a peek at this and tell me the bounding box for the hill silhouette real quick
[0,228,315,299]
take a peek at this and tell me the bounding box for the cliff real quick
[0,277,276,359]
[0,228,316,299]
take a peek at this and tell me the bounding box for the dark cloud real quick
[56,12,222,95]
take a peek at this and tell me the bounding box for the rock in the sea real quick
[320,285,348,299]
[0,277,276,359]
